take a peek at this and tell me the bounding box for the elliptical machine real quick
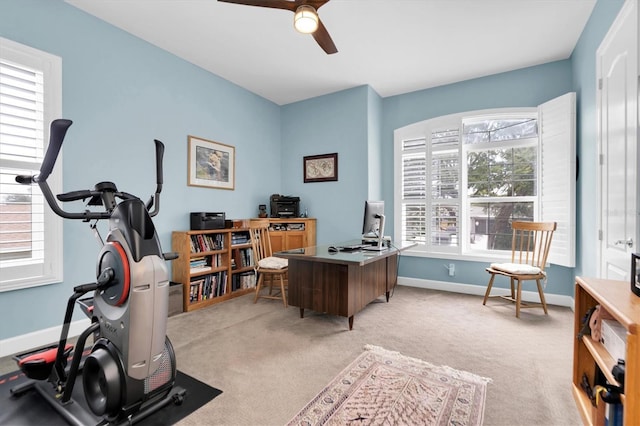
[11,119,185,425]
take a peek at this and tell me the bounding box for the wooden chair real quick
[249,220,288,307]
[482,221,557,318]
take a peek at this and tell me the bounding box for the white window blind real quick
[401,137,426,243]
[0,37,63,291]
[539,92,576,267]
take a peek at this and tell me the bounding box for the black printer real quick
[270,194,300,218]
[190,212,225,230]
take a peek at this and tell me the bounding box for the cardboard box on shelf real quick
[601,319,627,362]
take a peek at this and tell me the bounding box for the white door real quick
[598,0,638,280]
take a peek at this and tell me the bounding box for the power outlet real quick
[448,263,455,277]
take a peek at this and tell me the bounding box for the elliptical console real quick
[11,119,185,425]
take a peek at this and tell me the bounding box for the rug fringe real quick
[363,344,492,385]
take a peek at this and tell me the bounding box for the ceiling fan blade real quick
[217,0,297,12]
[305,0,331,10]
[219,0,337,54]
[312,19,338,54]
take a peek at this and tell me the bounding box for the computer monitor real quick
[362,200,386,251]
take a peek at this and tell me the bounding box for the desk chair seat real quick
[250,221,288,307]
[482,221,556,318]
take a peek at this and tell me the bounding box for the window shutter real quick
[539,92,576,267]
[1,59,45,257]
[0,37,62,291]
[400,137,427,243]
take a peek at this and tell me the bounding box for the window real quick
[0,37,63,291]
[394,93,575,267]
[464,116,538,253]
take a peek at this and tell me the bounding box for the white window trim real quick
[394,94,576,267]
[0,37,63,292]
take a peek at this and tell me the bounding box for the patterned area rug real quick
[287,345,491,426]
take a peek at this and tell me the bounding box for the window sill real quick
[401,247,512,264]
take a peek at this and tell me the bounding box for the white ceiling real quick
[65,0,596,106]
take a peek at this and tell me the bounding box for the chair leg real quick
[536,279,549,314]
[254,274,264,303]
[482,274,496,305]
[278,274,287,308]
[509,277,515,299]
[265,275,270,295]
[515,279,522,318]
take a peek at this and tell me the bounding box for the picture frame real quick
[303,153,338,183]
[631,253,640,297]
[188,135,235,190]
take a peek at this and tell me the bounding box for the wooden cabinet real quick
[572,277,640,425]
[250,218,316,252]
[172,227,256,312]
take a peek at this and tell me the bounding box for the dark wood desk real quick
[276,242,414,330]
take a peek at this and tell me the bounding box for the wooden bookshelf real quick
[573,277,640,425]
[172,227,257,312]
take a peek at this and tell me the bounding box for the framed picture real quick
[303,153,338,183]
[632,253,640,297]
[188,135,235,190]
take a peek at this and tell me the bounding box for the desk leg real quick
[300,308,304,318]
[348,316,354,330]
[386,291,390,302]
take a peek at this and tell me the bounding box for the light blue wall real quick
[0,0,281,340]
[279,85,384,244]
[281,86,370,244]
[571,0,626,278]
[0,0,627,341]
[367,86,384,201]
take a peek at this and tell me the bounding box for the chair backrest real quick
[510,221,557,270]
[249,220,273,263]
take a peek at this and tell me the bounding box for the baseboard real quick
[397,277,575,311]
[0,318,91,358]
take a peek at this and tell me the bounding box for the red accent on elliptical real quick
[111,241,130,306]
[18,344,73,367]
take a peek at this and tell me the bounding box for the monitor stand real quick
[362,214,387,251]
[362,244,386,251]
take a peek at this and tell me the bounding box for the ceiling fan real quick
[217,0,338,54]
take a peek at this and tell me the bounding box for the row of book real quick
[231,231,250,245]
[232,248,254,269]
[232,271,256,291]
[189,271,227,302]
[189,254,223,273]
[190,233,224,253]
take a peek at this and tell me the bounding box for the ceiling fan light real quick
[294,5,319,34]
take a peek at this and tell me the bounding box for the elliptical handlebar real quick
[146,139,164,217]
[38,119,72,183]
[15,119,165,220]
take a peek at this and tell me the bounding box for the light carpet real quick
[287,344,491,426]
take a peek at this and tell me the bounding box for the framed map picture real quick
[188,135,235,190]
[304,153,338,183]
